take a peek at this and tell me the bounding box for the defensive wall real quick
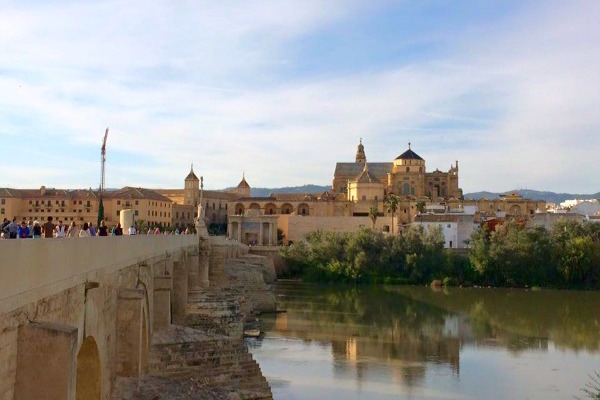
[278,215,395,244]
[0,235,274,400]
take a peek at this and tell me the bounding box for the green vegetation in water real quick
[576,371,600,399]
[279,220,600,288]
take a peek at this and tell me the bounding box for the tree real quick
[385,194,399,234]
[136,219,148,233]
[369,205,379,229]
[416,200,426,214]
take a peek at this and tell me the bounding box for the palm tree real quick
[385,194,399,234]
[369,205,379,229]
[136,219,148,233]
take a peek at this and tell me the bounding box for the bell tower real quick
[184,163,200,207]
[355,138,366,164]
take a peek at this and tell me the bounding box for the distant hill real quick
[223,185,599,204]
[464,189,600,204]
[250,184,331,198]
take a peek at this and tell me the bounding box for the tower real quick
[235,173,251,199]
[355,138,366,164]
[184,164,200,207]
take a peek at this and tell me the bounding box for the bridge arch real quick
[76,336,102,400]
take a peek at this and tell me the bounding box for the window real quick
[125,201,130,207]
[78,201,82,205]
[0,208,4,214]
[403,183,410,195]
[86,201,90,207]
[135,200,139,205]
[134,210,138,216]
[117,210,120,216]
[117,200,121,205]
[406,167,409,172]
[361,195,366,201]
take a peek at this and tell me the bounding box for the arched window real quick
[403,183,410,195]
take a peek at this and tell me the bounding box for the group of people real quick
[1,216,129,239]
[1,216,191,239]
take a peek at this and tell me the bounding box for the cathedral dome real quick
[395,144,423,161]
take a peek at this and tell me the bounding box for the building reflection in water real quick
[258,283,600,392]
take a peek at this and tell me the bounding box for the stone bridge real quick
[0,235,275,400]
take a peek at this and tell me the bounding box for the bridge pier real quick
[153,276,172,331]
[172,261,188,325]
[15,321,78,400]
[116,289,146,379]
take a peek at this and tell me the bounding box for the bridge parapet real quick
[0,235,198,315]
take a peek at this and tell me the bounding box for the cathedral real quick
[333,139,462,202]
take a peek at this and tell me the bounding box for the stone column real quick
[172,260,188,325]
[198,245,210,288]
[237,222,242,242]
[116,289,144,378]
[269,222,273,245]
[15,321,78,400]
[259,222,264,246]
[187,251,200,290]
[227,223,232,239]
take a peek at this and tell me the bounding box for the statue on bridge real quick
[195,176,209,240]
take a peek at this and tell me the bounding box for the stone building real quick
[460,193,546,218]
[228,209,278,246]
[333,140,462,201]
[156,165,239,230]
[0,186,173,228]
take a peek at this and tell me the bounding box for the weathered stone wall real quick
[0,234,274,400]
[0,236,196,400]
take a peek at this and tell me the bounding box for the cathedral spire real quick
[355,138,366,164]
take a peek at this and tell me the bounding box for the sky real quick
[1,0,599,193]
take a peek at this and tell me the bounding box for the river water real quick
[246,281,600,400]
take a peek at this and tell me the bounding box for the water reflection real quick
[250,283,600,399]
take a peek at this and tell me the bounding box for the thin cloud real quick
[0,1,598,194]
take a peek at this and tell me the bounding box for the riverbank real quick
[280,221,600,289]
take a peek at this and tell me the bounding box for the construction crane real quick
[98,128,108,226]
[100,127,109,193]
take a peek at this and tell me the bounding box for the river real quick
[246,281,600,400]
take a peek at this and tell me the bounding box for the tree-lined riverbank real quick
[280,220,600,288]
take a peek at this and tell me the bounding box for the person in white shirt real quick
[55,220,67,238]
[78,222,91,237]
[128,225,136,235]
